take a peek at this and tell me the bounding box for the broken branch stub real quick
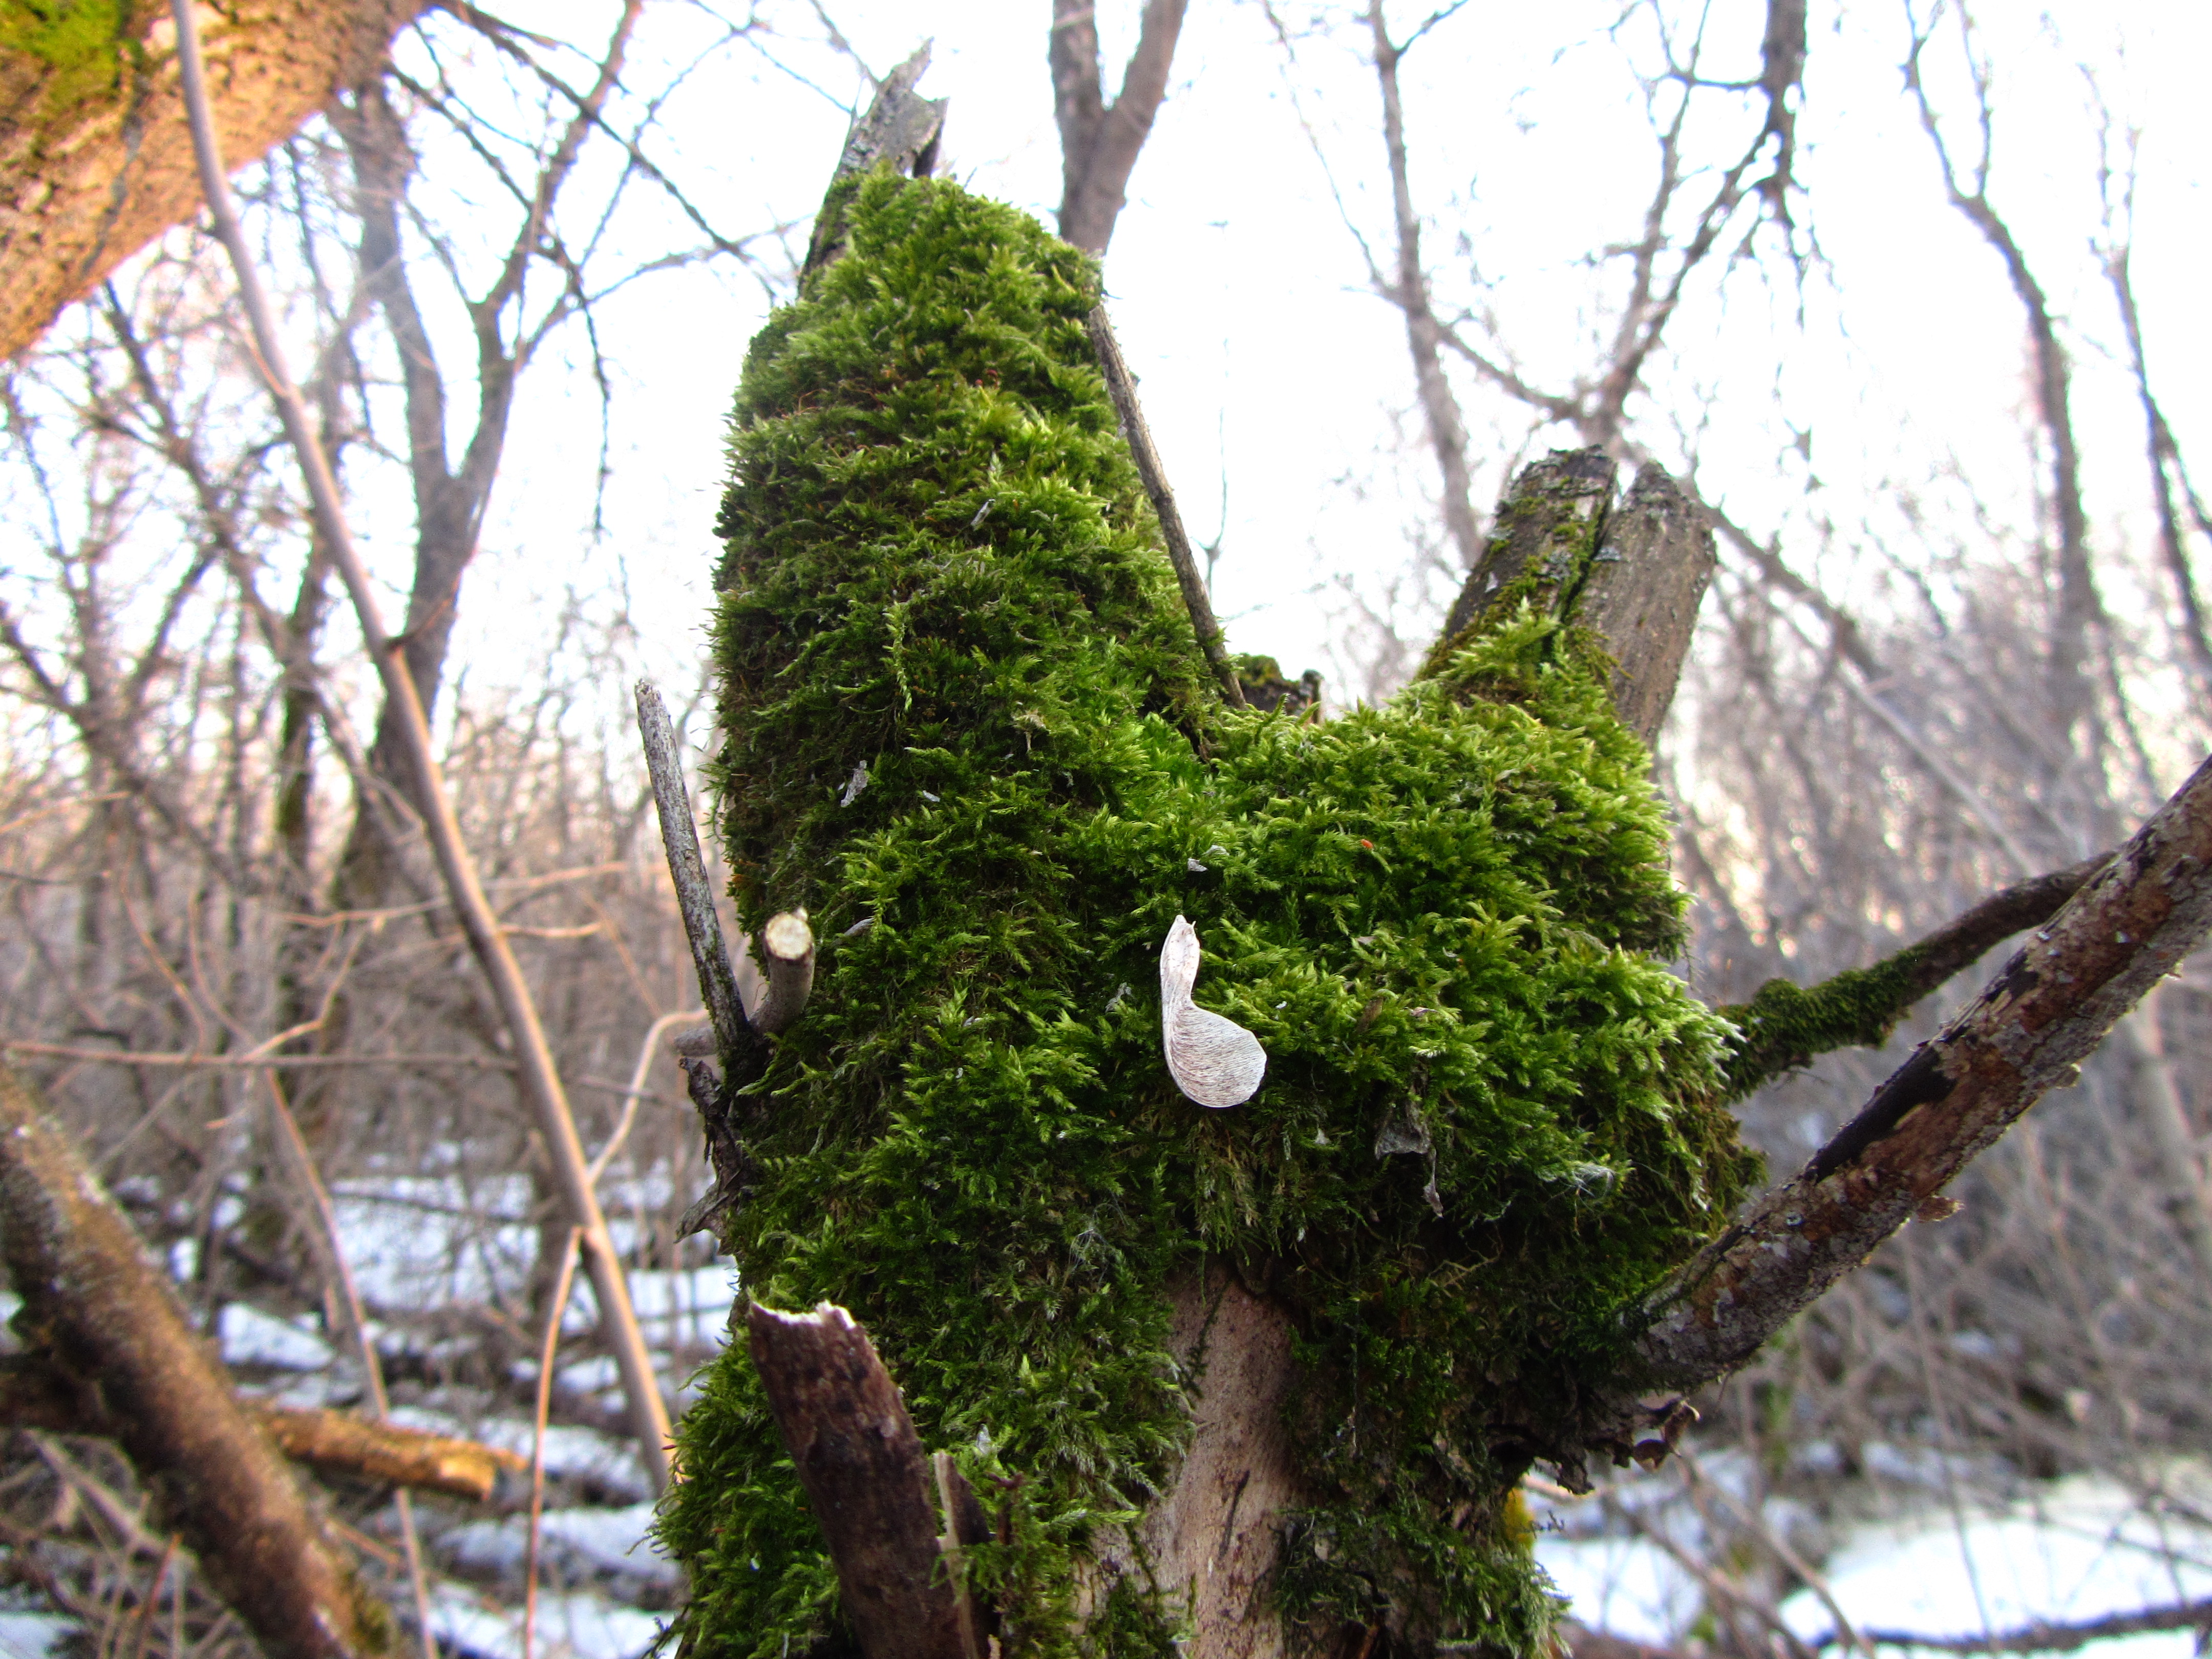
[1160,915,1267,1109]
[1572,465,1715,748]
[745,1302,973,1659]
[752,910,816,1036]
[1431,448,1619,662]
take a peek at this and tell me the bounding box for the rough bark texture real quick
[1089,1268,1308,1659]
[0,0,420,363]
[1622,747,2212,1402]
[1574,466,1714,747]
[1432,448,1618,661]
[0,1062,395,1658]
[745,1303,971,1659]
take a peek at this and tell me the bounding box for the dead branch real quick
[1429,448,1618,665]
[1905,7,2101,743]
[1051,0,1189,254]
[1825,1599,2212,1655]
[1622,747,2212,1411]
[1367,0,1484,578]
[0,1063,394,1659]
[173,0,672,1494]
[256,1406,525,1503]
[1084,306,1248,708]
[746,1302,973,1659]
[803,45,947,275]
[1717,849,2113,1100]
[633,680,746,1056]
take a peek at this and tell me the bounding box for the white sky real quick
[158,2,2212,738]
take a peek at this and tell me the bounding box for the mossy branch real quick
[1715,850,2111,1103]
[1625,757,2212,1409]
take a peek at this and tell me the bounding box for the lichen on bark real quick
[656,170,1759,1658]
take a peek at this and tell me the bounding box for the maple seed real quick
[1159,916,1267,1109]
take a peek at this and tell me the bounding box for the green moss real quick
[658,170,1759,1657]
[0,0,143,154]
[1714,947,1933,1104]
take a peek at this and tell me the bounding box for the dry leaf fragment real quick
[1159,915,1266,1109]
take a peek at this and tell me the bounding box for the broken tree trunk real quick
[0,0,421,361]
[0,1061,396,1659]
[1114,448,1718,1656]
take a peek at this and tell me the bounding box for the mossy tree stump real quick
[655,161,1760,1659]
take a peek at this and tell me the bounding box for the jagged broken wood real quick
[1086,305,1249,709]
[0,1062,395,1659]
[746,1302,975,1659]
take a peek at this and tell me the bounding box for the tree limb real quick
[1717,850,2113,1102]
[1086,305,1247,708]
[1622,748,2212,1409]
[172,0,672,1494]
[0,1064,395,1659]
[746,1302,973,1659]
[1051,0,1189,254]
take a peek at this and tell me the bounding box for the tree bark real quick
[0,1062,396,1659]
[1620,746,2212,1413]
[0,1355,526,1501]
[746,1303,973,1659]
[0,0,421,362]
[1050,0,1188,256]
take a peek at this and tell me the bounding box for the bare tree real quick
[1050,0,1190,253]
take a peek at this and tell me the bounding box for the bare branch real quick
[633,679,747,1055]
[1624,747,2212,1409]
[0,1063,394,1659]
[173,0,673,1493]
[1086,306,1248,707]
[746,1302,974,1659]
[1052,0,1189,254]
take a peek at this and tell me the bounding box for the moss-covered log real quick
[657,167,1758,1659]
[0,0,419,361]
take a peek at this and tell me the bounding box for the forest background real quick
[3,0,2211,1655]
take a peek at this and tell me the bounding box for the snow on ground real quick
[1780,1472,2212,1657]
[0,1611,72,1659]
[427,1583,665,1659]
[1536,1463,2212,1658]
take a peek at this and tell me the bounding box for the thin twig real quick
[588,1009,698,1184]
[525,1227,584,1659]
[633,682,747,1055]
[170,0,671,1494]
[1084,306,1247,708]
[262,1074,437,1659]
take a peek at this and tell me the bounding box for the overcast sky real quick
[353,0,2212,730]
